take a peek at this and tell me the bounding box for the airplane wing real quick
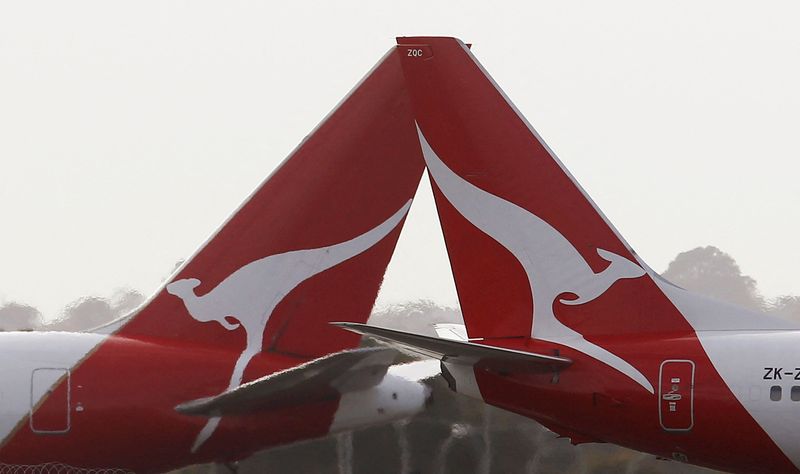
[332,322,572,373]
[176,347,400,417]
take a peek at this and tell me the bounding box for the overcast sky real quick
[1,1,798,318]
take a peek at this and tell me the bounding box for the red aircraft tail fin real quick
[111,48,425,360]
[396,37,685,350]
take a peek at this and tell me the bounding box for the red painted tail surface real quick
[395,38,800,474]
[117,48,425,359]
[0,49,428,470]
[397,37,690,345]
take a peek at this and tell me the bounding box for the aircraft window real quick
[792,386,800,402]
[770,385,782,401]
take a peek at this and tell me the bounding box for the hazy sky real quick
[1,1,798,318]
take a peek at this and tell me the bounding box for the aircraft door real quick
[658,360,694,432]
[30,368,71,434]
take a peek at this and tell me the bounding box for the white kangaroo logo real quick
[417,125,653,393]
[167,200,412,452]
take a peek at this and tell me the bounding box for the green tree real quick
[0,302,42,331]
[662,246,764,310]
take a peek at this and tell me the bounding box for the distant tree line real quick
[0,289,143,332]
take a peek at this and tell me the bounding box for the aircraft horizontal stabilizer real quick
[333,322,572,373]
[175,347,399,417]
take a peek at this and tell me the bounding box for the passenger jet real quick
[0,48,432,473]
[338,36,800,474]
